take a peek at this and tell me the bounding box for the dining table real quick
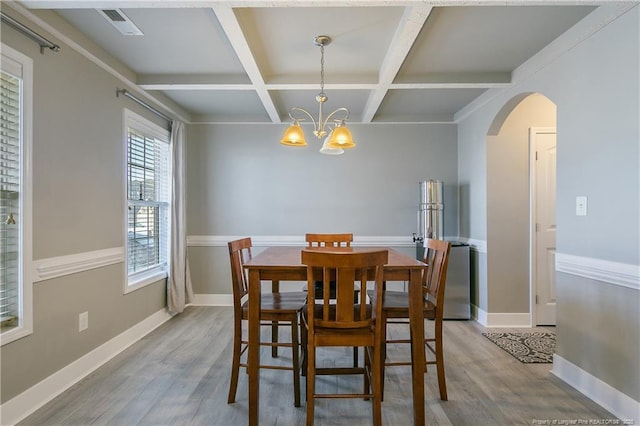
[243,245,427,425]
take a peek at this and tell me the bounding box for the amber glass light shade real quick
[326,125,355,149]
[280,123,308,146]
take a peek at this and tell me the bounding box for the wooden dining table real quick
[243,246,427,425]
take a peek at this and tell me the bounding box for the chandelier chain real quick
[319,43,325,96]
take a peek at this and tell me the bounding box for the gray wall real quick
[457,5,639,401]
[186,123,458,294]
[0,9,168,403]
[487,94,556,313]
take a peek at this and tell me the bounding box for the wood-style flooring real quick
[19,306,616,425]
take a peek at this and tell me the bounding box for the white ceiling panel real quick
[161,90,270,123]
[374,88,488,122]
[234,7,405,82]
[396,6,595,79]
[56,8,247,75]
[272,89,371,123]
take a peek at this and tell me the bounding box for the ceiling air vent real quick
[97,9,143,36]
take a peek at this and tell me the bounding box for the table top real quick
[244,246,426,270]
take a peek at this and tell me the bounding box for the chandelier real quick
[280,35,355,155]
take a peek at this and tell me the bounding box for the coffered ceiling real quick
[15,1,600,124]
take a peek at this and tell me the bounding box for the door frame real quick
[529,126,556,326]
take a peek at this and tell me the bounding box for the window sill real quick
[126,268,167,294]
[1,325,33,346]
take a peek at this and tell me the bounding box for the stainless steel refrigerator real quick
[413,180,470,319]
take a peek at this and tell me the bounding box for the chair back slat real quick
[302,249,388,331]
[305,233,353,248]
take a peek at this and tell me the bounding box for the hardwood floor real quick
[19,306,616,425]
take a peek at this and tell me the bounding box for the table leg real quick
[409,268,425,425]
[272,280,280,357]
[248,269,261,426]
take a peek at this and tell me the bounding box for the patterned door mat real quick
[482,332,556,363]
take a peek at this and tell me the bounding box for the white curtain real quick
[167,120,194,313]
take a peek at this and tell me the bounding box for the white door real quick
[532,128,557,325]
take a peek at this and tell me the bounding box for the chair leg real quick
[301,318,307,376]
[271,281,280,357]
[372,342,383,426]
[434,320,448,401]
[363,345,370,399]
[380,314,387,401]
[306,341,316,426]
[227,318,242,404]
[353,347,359,368]
[272,320,279,357]
[291,318,301,407]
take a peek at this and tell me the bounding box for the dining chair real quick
[304,233,359,367]
[227,237,307,407]
[301,249,388,426]
[304,233,355,298]
[370,238,451,401]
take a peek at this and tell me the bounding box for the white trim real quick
[187,235,417,247]
[0,308,173,426]
[457,237,487,253]
[552,354,640,423]
[32,247,124,282]
[190,293,233,306]
[473,307,531,328]
[471,304,486,325]
[125,268,167,294]
[556,253,640,291]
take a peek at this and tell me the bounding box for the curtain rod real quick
[116,89,172,124]
[1,11,60,54]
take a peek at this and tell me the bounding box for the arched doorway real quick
[486,93,557,326]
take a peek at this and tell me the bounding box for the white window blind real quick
[0,70,20,330]
[126,113,170,284]
[0,43,32,346]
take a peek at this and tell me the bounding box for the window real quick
[1,44,33,345]
[124,110,170,292]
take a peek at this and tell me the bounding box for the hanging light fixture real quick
[280,35,355,155]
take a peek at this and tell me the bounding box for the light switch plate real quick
[576,196,587,216]
[79,311,89,332]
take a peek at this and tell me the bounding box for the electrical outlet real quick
[79,311,89,332]
[576,196,588,216]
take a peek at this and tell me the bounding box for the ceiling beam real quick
[210,4,281,123]
[361,4,433,123]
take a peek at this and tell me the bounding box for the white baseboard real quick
[472,305,531,327]
[552,354,640,423]
[190,293,233,306]
[0,308,173,426]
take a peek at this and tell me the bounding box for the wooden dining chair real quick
[304,233,360,367]
[301,249,388,426]
[227,238,307,407]
[304,233,353,300]
[371,238,451,401]
[303,234,354,302]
